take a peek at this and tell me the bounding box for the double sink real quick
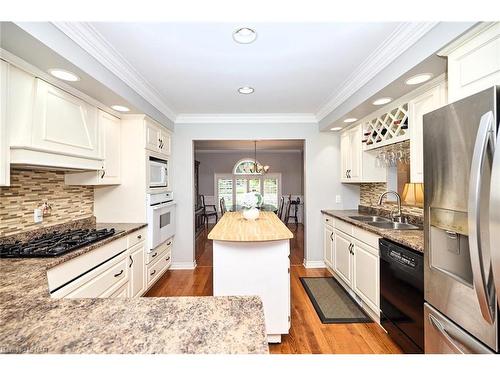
[348,215,420,230]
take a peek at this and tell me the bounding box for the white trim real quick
[175,113,318,124]
[195,149,303,154]
[52,22,177,122]
[437,22,493,56]
[170,261,197,270]
[303,260,326,269]
[316,22,439,121]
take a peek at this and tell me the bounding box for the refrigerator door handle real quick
[468,111,496,324]
[491,119,500,310]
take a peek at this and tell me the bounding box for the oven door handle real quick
[150,202,173,211]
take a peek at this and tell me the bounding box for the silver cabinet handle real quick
[114,270,124,278]
[150,270,156,276]
[491,117,500,312]
[468,111,496,324]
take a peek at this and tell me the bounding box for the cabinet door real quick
[159,129,171,156]
[323,226,334,268]
[334,231,353,287]
[340,131,350,180]
[129,242,146,297]
[353,242,380,313]
[348,126,362,180]
[409,83,446,183]
[0,61,8,186]
[145,118,160,152]
[100,110,121,184]
[32,79,99,159]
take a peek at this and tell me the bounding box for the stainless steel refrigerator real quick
[423,86,499,354]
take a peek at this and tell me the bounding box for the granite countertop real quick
[321,209,424,253]
[0,220,269,354]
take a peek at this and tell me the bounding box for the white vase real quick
[242,207,260,221]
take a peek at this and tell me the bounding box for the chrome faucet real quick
[378,191,403,223]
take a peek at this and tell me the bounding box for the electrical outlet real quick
[335,195,341,204]
[34,208,43,224]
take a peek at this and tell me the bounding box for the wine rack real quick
[362,103,409,150]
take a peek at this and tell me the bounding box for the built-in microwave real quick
[148,156,169,189]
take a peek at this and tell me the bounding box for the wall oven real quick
[148,156,169,189]
[146,192,175,251]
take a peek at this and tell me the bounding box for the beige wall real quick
[0,169,94,237]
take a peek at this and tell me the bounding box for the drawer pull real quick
[166,256,170,261]
[150,270,156,276]
[114,270,124,278]
[167,241,172,246]
[151,252,158,258]
[137,234,142,239]
[129,255,133,268]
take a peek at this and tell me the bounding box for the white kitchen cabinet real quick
[129,242,146,297]
[0,60,9,186]
[145,117,171,156]
[334,230,353,287]
[444,23,500,103]
[408,79,447,183]
[323,225,334,268]
[353,240,380,313]
[32,78,100,159]
[65,110,121,186]
[340,124,386,183]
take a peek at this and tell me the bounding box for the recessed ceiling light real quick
[48,68,80,82]
[233,27,257,44]
[343,118,357,123]
[373,97,392,106]
[330,127,342,131]
[405,73,433,85]
[111,105,130,112]
[238,86,254,94]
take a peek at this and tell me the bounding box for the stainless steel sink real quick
[366,221,420,230]
[348,215,391,223]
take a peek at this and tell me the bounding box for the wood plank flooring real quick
[146,223,402,354]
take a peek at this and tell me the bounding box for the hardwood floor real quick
[146,223,402,354]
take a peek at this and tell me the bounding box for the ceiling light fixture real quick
[405,73,433,85]
[238,86,254,94]
[372,97,392,106]
[233,27,257,44]
[343,118,357,123]
[111,105,130,112]
[48,68,80,82]
[243,141,269,174]
[330,127,342,131]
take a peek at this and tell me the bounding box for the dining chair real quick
[200,195,218,229]
[220,197,227,215]
[283,195,291,224]
[276,196,285,220]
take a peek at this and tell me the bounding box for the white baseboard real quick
[303,260,326,268]
[170,261,197,270]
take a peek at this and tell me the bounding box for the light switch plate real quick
[335,195,341,204]
[34,208,43,223]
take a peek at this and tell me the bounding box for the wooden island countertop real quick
[208,211,293,242]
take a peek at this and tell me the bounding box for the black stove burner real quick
[0,228,116,258]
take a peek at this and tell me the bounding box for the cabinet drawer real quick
[353,227,381,250]
[146,238,172,264]
[147,250,171,285]
[128,227,146,248]
[64,254,128,298]
[323,215,334,227]
[106,280,129,298]
[335,219,354,236]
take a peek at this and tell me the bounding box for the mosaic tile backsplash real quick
[359,183,423,217]
[0,169,94,237]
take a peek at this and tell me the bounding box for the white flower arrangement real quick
[241,192,263,209]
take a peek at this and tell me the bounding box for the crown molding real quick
[316,22,439,121]
[437,22,491,56]
[175,113,318,124]
[52,22,177,122]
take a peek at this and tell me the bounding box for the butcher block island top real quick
[208,212,293,242]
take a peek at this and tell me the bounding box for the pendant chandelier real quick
[244,141,270,174]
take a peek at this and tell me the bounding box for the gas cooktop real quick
[0,228,118,258]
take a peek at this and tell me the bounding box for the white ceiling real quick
[194,140,304,151]
[89,22,403,115]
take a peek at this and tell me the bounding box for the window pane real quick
[235,178,248,208]
[263,178,278,208]
[248,178,261,193]
[217,178,233,210]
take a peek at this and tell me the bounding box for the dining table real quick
[228,204,278,212]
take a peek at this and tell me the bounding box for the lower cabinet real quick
[129,242,146,297]
[323,214,381,318]
[145,238,172,289]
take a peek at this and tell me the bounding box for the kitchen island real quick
[208,211,293,343]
